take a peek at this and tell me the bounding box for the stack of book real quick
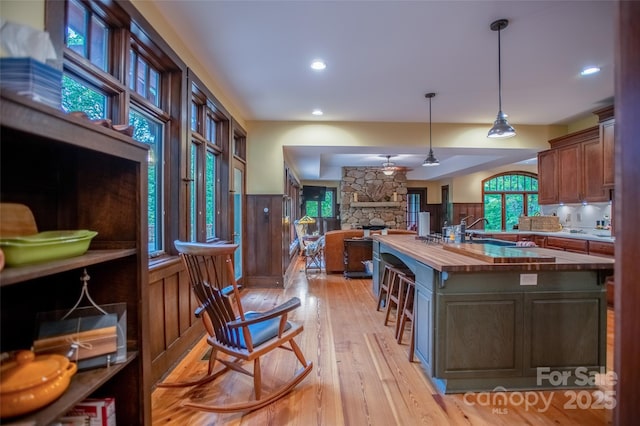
[0,57,62,109]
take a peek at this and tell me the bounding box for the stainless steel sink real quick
[465,238,516,247]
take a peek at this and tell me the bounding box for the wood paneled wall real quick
[424,204,442,233]
[148,258,204,384]
[452,203,484,226]
[245,194,293,287]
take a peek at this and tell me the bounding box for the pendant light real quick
[487,19,516,139]
[422,92,439,166]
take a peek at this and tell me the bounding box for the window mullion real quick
[112,28,130,83]
[84,8,92,60]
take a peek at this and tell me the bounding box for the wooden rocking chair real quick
[164,241,313,413]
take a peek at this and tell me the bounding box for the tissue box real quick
[0,57,62,109]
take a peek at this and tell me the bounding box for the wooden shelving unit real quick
[0,93,151,425]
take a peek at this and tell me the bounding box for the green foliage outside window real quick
[205,150,216,239]
[66,27,85,56]
[484,194,503,231]
[61,75,106,119]
[189,143,197,241]
[505,194,524,231]
[305,190,334,218]
[129,110,163,253]
[483,173,539,231]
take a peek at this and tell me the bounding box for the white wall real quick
[248,120,564,195]
[450,164,539,203]
[541,203,612,235]
[0,1,45,34]
[0,1,46,60]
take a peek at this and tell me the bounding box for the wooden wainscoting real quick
[245,194,294,287]
[452,203,484,226]
[148,257,204,384]
[424,203,442,233]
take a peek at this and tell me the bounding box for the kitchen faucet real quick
[459,215,474,226]
[457,215,474,243]
[467,217,490,229]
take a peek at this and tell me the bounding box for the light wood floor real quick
[152,259,614,425]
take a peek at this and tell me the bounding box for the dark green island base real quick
[372,235,613,394]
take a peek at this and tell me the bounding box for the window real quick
[233,129,246,160]
[483,172,540,231]
[187,78,229,242]
[129,50,161,107]
[61,74,107,119]
[205,149,216,239]
[406,188,427,231]
[66,0,109,72]
[304,189,335,219]
[59,0,182,258]
[130,109,164,252]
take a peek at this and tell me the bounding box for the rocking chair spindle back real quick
[159,241,313,413]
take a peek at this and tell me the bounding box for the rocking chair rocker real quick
[162,241,313,413]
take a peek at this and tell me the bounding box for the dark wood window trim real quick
[187,70,232,242]
[233,120,247,162]
[482,171,539,231]
[46,0,188,260]
[407,188,428,230]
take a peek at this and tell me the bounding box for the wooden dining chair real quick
[304,235,325,274]
[163,241,313,413]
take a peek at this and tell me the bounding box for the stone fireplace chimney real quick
[340,167,407,229]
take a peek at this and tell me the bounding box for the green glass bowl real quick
[0,230,98,266]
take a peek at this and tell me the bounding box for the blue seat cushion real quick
[237,311,292,348]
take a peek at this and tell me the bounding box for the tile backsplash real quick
[540,202,612,234]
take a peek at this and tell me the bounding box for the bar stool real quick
[396,274,416,361]
[383,266,410,336]
[376,263,394,311]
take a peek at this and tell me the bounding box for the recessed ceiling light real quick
[580,66,600,76]
[312,109,323,116]
[310,60,326,70]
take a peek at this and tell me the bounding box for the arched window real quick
[483,172,540,231]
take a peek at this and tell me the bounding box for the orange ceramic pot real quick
[0,350,77,418]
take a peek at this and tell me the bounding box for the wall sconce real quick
[263,207,269,217]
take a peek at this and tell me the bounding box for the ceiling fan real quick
[380,155,412,176]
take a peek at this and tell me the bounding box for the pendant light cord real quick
[497,26,503,112]
[429,96,432,150]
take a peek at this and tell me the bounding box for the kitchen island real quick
[372,234,613,394]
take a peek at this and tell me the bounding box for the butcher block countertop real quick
[373,234,614,273]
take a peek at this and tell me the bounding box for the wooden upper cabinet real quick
[601,120,615,188]
[537,149,558,204]
[543,126,605,204]
[538,106,614,205]
[594,106,616,189]
[558,143,582,203]
[582,136,608,202]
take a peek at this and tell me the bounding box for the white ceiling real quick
[151,0,615,181]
